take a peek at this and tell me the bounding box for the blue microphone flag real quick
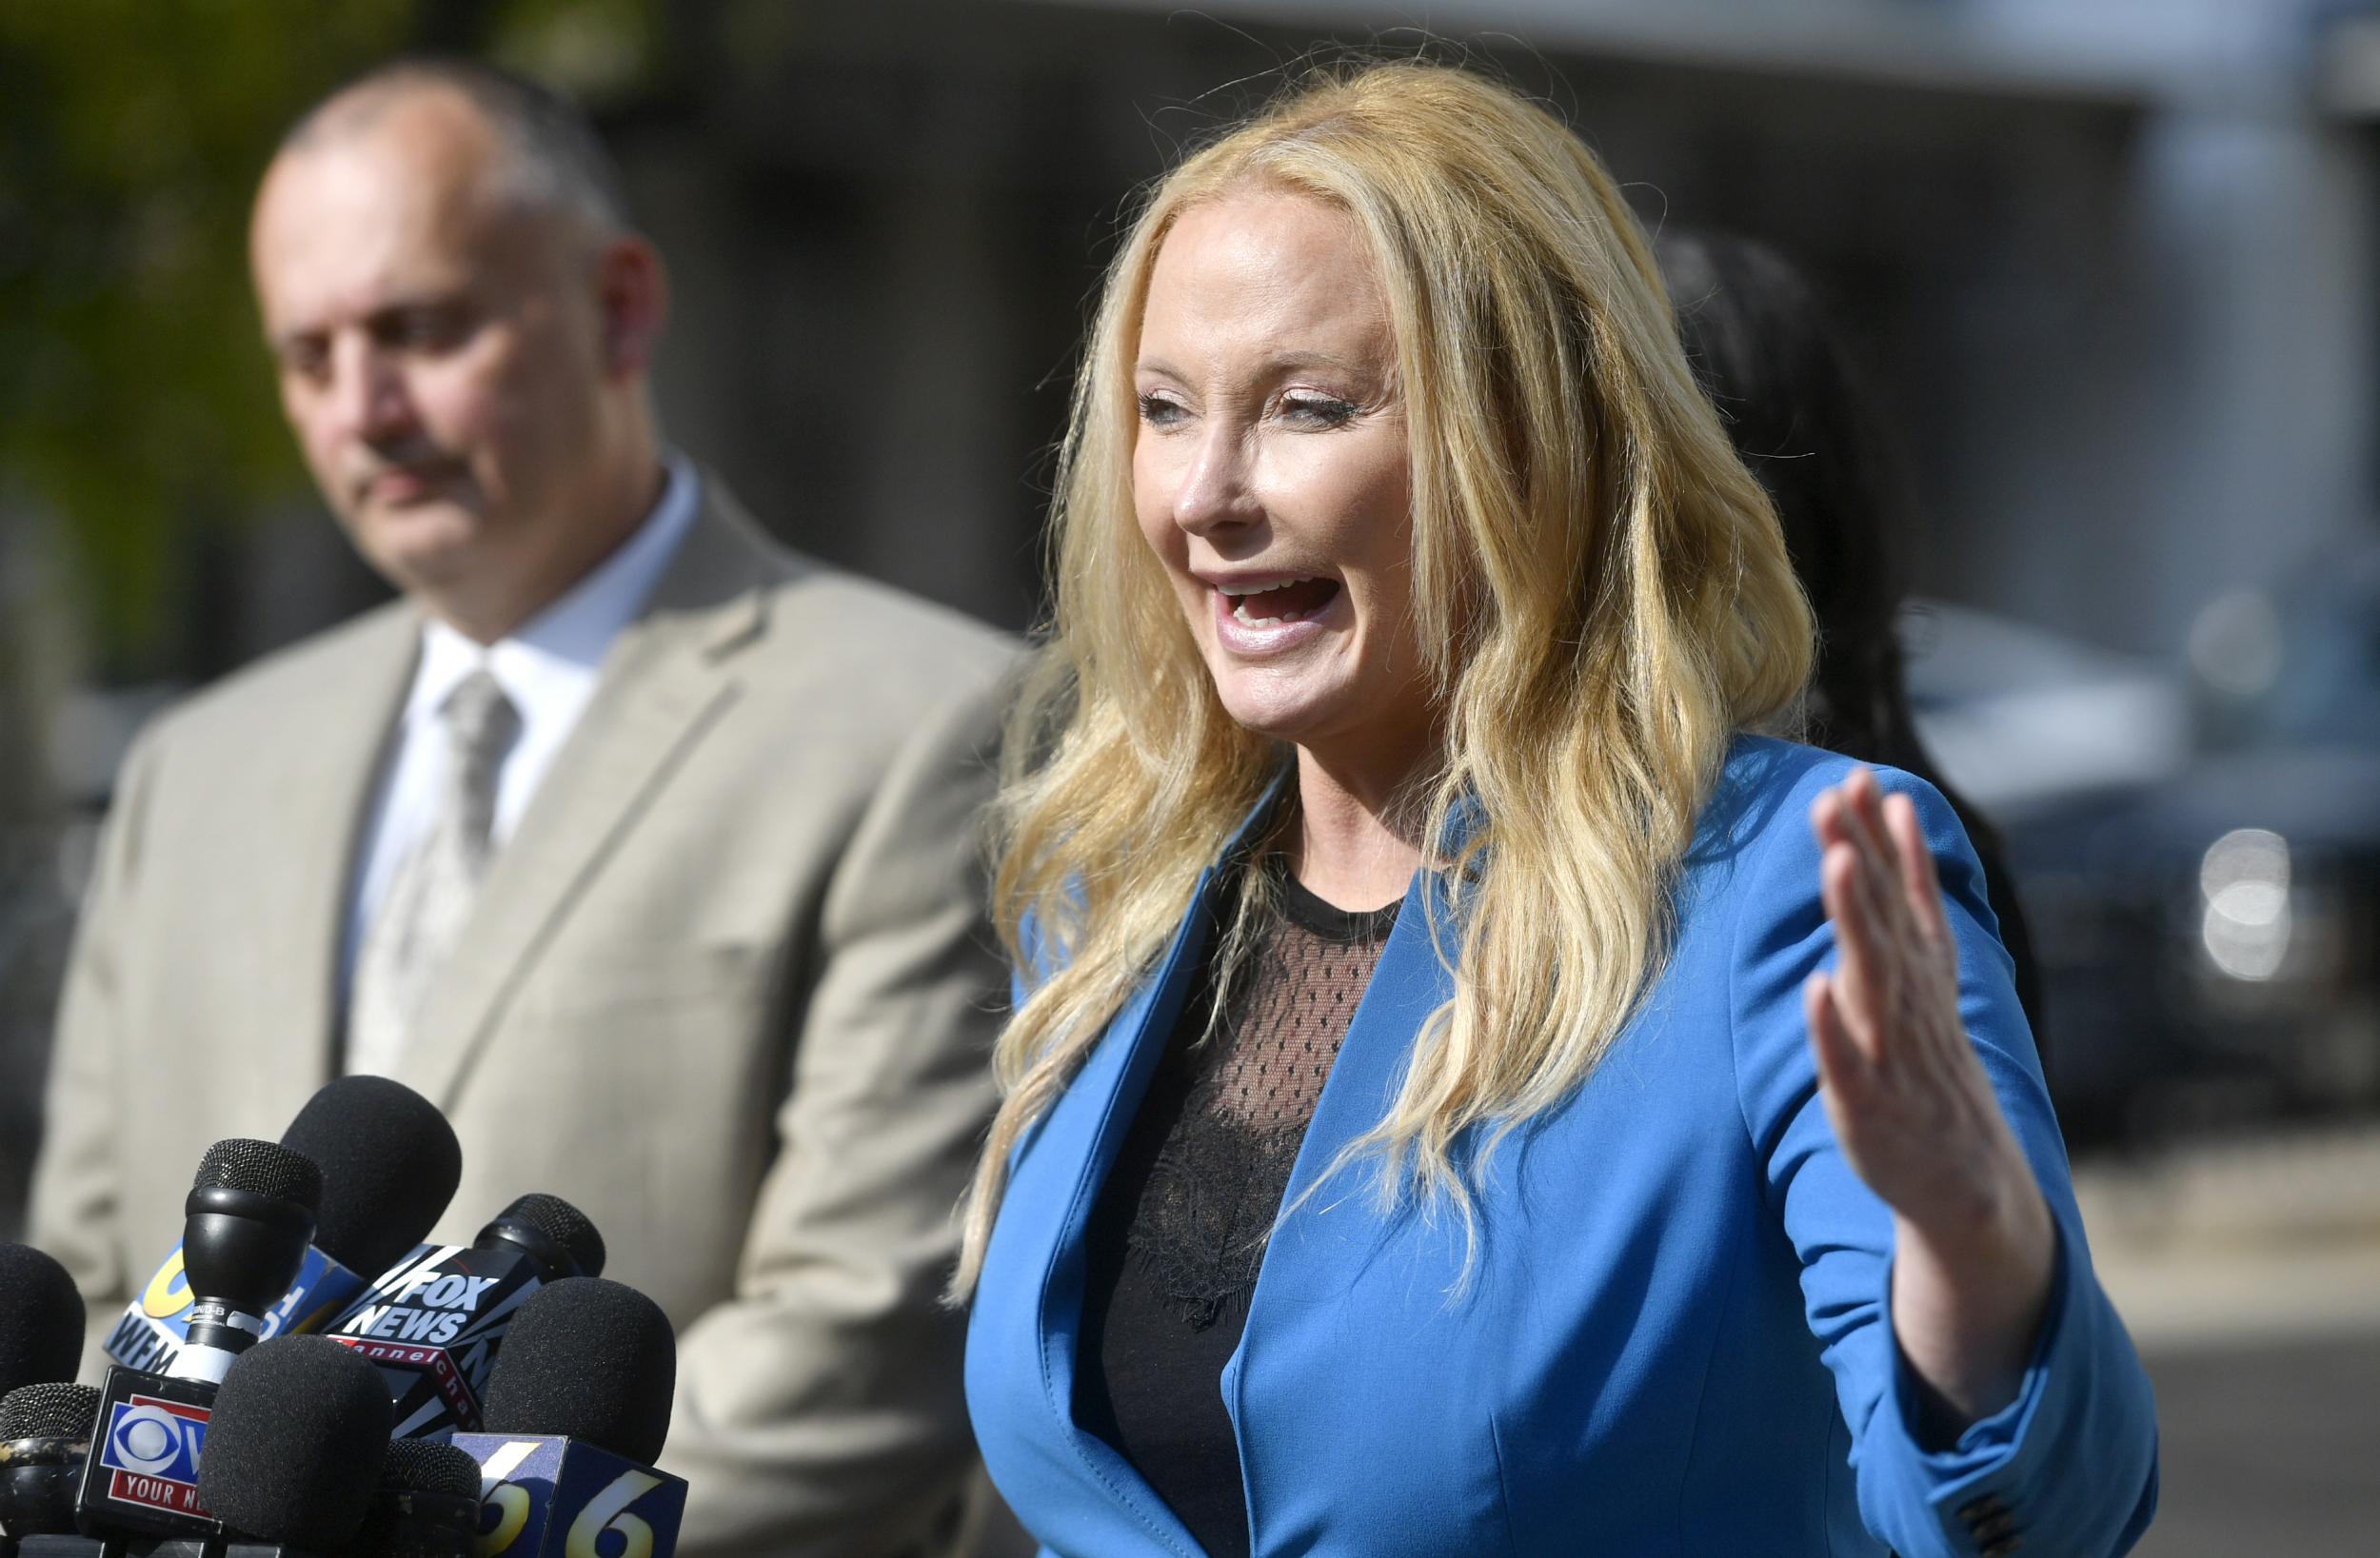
[103,1242,373,1377]
[452,1433,685,1558]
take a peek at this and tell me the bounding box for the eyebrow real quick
[1135,347,1379,380]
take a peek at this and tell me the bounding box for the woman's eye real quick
[1137,392,1188,428]
[1280,393,1359,427]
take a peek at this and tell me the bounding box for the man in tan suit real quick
[29,59,1020,1555]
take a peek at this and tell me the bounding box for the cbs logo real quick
[105,1400,206,1482]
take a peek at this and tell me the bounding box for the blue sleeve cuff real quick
[1866,1210,2158,1556]
[1886,1213,2073,1476]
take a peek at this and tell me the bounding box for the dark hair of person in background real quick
[1654,229,2045,1039]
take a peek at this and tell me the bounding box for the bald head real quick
[279,59,627,239]
[250,62,668,643]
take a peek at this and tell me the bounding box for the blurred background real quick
[2,0,2374,1548]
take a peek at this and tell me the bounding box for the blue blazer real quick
[965,740,2158,1557]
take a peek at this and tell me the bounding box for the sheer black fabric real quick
[1074,860,1399,1558]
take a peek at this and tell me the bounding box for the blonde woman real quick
[958,62,2156,1558]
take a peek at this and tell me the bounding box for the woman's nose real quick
[1169,424,1261,537]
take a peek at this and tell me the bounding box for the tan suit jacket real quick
[30,482,1021,1555]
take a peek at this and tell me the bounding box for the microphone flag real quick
[453,1433,685,1558]
[70,1367,219,1541]
[102,1243,371,1379]
[326,1243,541,1438]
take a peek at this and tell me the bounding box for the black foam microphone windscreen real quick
[194,1334,391,1550]
[280,1076,465,1281]
[479,1278,675,1467]
[0,1245,84,1399]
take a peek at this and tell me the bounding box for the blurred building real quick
[64,0,2375,671]
[613,0,2379,661]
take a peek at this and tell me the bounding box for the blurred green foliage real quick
[0,0,661,673]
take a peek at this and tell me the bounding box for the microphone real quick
[285,1076,467,1285]
[171,1140,321,1384]
[349,1439,483,1558]
[73,1138,321,1542]
[0,1246,84,1401]
[453,1278,684,1558]
[194,1335,390,1553]
[0,1382,96,1545]
[330,1193,603,1439]
[5,1373,381,1558]
[107,1078,463,1377]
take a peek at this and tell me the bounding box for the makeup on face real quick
[1132,190,1433,779]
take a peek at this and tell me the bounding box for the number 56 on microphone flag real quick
[457,1432,687,1558]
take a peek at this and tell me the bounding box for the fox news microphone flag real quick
[105,1078,464,1380]
[330,1193,605,1439]
[69,1137,321,1544]
[454,1277,684,1558]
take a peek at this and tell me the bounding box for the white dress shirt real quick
[340,457,700,996]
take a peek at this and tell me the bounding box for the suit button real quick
[1979,1539,2024,1556]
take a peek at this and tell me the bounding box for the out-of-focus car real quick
[2160,542,2380,1109]
[1904,601,2192,821]
[1904,601,2192,1143]
[1908,546,2380,1144]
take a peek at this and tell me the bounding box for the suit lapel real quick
[392,486,786,1109]
[1026,779,1291,1463]
[252,604,420,1115]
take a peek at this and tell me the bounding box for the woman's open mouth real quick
[1220,577,1340,625]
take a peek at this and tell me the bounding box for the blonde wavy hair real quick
[952,60,1812,1298]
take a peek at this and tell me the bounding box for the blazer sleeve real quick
[1728,764,2158,1558]
[27,718,165,1364]
[662,674,1011,1557]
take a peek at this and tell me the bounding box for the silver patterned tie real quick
[346,668,522,1076]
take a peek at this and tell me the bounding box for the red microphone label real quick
[333,1333,479,1423]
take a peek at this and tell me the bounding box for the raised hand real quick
[1803,768,2056,1436]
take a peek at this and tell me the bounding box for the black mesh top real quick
[1074,858,1399,1558]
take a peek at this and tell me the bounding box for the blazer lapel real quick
[248,604,419,1117]
[393,487,785,1109]
[1220,864,1462,1445]
[1021,780,1292,1510]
